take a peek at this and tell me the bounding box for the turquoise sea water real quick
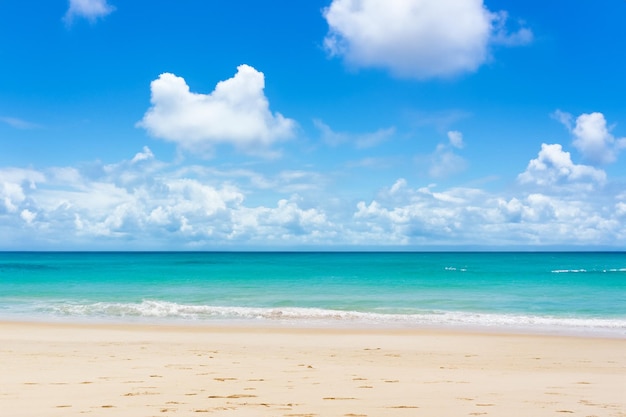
[0,252,625,336]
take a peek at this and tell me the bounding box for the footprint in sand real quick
[283,414,317,417]
[323,397,357,400]
[207,394,258,399]
[387,406,419,409]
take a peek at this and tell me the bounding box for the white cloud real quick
[428,146,467,179]
[518,143,606,188]
[572,113,626,165]
[314,119,395,148]
[489,11,533,46]
[131,146,155,164]
[352,180,624,247]
[422,131,467,179]
[1,149,625,249]
[0,149,338,248]
[554,111,626,165]
[447,131,464,149]
[0,168,45,213]
[1,182,25,213]
[230,198,331,242]
[64,0,115,24]
[20,209,37,224]
[323,0,532,79]
[389,178,407,194]
[551,109,573,130]
[138,65,296,156]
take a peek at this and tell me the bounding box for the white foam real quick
[552,268,626,273]
[44,300,626,336]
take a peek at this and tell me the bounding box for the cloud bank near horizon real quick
[2,110,625,250]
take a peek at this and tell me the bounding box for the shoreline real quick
[2,313,625,339]
[3,317,623,337]
[2,320,625,416]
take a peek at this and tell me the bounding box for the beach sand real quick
[1,322,624,417]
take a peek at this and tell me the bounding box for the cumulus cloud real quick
[517,143,606,188]
[314,119,395,148]
[20,209,37,224]
[0,149,339,248]
[0,168,45,213]
[231,197,331,242]
[554,111,626,165]
[64,0,115,24]
[323,0,532,79]
[572,113,626,164]
[138,65,296,156]
[352,179,624,247]
[1,147,625,249]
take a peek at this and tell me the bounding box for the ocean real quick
[0,252,624,337]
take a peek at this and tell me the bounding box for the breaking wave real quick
[42,300,626,336]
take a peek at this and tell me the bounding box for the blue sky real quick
[1,0,625,250]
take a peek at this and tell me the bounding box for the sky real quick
[1,0,625,250]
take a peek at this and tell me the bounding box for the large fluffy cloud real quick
[323,0,532,79]
[138,65,296,155]
[64,0,115,24]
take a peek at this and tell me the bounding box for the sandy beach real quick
[1,322,624,417]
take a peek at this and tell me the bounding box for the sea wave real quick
[42,300,626,335]
[551,268,626,273]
